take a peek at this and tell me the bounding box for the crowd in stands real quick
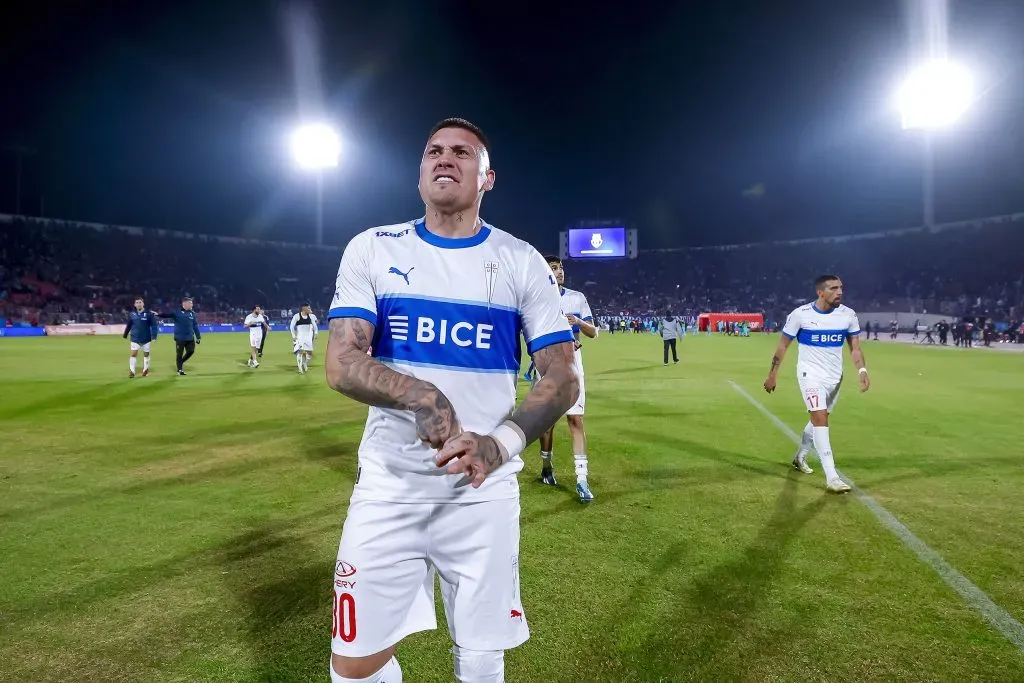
[2,213,1022,338]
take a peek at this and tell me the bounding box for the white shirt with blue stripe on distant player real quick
[328,218,575,504]
[559,287,593,342]
[781,302,861,386]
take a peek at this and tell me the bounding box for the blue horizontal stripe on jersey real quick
[377,292,518,313]
[377,357,517,374]
[373,296,521,372]
[796,328,849,347]
[328,306,378,328]
[527,329,575,355]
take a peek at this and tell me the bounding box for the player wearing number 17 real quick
[763,274,870,493]
[324,117,579,683]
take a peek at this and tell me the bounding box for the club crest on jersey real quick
[484,261,499,307]
[590,233,603,248]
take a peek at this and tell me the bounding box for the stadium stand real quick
[1,212,1022,340]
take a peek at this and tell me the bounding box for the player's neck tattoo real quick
[456,211,464,222]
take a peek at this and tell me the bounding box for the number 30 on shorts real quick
[332,589,356,643]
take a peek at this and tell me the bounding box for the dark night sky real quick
[1,0,1023,251]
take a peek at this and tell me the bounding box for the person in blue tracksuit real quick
[157,296,202,376]
[123,297,159,378]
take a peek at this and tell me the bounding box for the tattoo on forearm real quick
[770,355,781,371]
[326,318,437,411]
[509,342,578,444]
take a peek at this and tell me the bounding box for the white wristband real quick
[858,367,868,375]
[488,422,525,462]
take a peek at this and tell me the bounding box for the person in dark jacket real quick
[157,296,202,375]
[123,297,159,378]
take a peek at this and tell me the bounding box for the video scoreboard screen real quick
[567,226,627,259]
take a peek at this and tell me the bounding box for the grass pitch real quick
[1,332,1023,682]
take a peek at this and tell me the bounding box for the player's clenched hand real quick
[435,432,506,488]
[411,387,461,449]
[763,374,778,393]
[859,371,870,393]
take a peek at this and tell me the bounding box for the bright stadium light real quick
[289,122,341,246]
[897,59,974,131]
[895,58,976,228]
[290,123,341,170]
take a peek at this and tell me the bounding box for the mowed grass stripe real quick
[1,333,1023,681]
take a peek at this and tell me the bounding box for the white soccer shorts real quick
[248,328,263,347]
[129,341,151,353]
[798,377,841,414]
[293,337,314,353]
[331,497,528,658]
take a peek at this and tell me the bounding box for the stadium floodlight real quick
[896,59,975,228]
[289,123,341,246]
[290,123,341,170]
[897,59,974,131]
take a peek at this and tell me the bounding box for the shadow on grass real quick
[0,375,179,420]
[586,473,827,681]
[219,518,334,682]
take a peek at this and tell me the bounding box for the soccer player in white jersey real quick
[763,274,870,493]
[289,303,319,373]
[536,254,598,502]
[324,118,579,683]
[243,306,268,368]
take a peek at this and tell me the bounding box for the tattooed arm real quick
[435,340,578,487]
[763,334,793,394]
[508,340,579,442]
[325,317,460,448]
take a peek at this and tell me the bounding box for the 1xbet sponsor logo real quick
[375,228,411,238]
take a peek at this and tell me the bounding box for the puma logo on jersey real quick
[388,266,414,285]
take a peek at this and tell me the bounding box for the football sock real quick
[574,454,588,483]
[797,421,814,458]
[330,655,401,683]
[453,646,504,683]
[540,451,552,467]
[143,356,150,371]
[296,354,304,370]
[129,356,137,373]
[811,426,839,481]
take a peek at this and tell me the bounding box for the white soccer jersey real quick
[328,218,575,504]
[244,313,267,328]
[782,302,860,385]
[290,312,319,342]
[559,286,595,341]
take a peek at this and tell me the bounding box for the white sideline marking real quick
[727,380,1024,652]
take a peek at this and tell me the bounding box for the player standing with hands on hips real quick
[763,274,869,493]
[324,118,578,683]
